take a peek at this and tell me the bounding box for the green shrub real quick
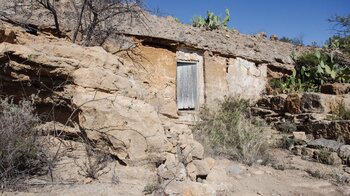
[193,97,268,165]
[314,149,333,165]
[0,98,45,188]
[279,36,304,46]
[296,50,350,84]
[327,35,350,56]
[269,50,350,93]
[276,121,297,133]
[281,135,294,150]
[268,74,316,94]
[192,16,206,28]
[327,14,350,56]
[192,9,230,30]
[174,18,181,23]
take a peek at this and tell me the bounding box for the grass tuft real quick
[193,97,269,165]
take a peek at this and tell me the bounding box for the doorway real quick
[176,62,198,110]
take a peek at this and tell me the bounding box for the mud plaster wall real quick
[204,53,267,106]
[121,44,178,118]
[123,43,267,115]
[226,58,267,99]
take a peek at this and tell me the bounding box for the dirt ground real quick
[2,148,350,196]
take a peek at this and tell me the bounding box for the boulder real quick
[339,145,350,165]
[226,165,242,175]
[313,150,342,165]
[307,138,344,152]
[256,95,287,112]
[163,180,218,196]
[301,93,325,113]
[158,161,187,181]
[73,87,172,165]
[186,162,197,181]
[300,93,349,114]
[0,29,16,43]
[329,152,342,165]
[193,160,211,177]
[204,157,216,170]
[270,95,286,112]
[293,132,307,141]
[299,121,350,143]
[285,93,301,114]
[321,83,350,95]
[181,140,204,161]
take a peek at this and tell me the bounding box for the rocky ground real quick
[3,147,350,196]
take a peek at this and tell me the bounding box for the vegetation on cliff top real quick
[269,50,350,94]
[192,9,230,30]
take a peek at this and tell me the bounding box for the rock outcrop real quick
[0,20,211,189]
[254,92,350,142]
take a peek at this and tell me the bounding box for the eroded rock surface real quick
[0,20,212,190]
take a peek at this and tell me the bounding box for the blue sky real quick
[145,0,350,46]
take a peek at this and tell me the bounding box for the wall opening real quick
[176,61,198,110]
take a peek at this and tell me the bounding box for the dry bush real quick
[0,98,46,189]
[77,145,109,179]
[143,179,161,195]
[306,167,348,184]
[193,97,269,165]
[329,101,350,120]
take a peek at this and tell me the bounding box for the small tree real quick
[35,0,61,36]
[75,0,141,46]
[329,14,350,36]
[327,14,350,56]
[0,0,144,46]
[0,1,60,35]
[279,36,304,46]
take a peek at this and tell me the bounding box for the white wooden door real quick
[177,62,198,110]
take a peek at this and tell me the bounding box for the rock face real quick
[0,0,316,104]
[299,121,350,143]
[74,89,173,164]
[255,93,350,142]
[0,21,214,187]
